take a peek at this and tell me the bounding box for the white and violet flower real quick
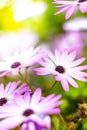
[0,46,41,77]
[0,81,29,107]
[54,0,87,19]
[33,49,87,91]
[0,88,62,130]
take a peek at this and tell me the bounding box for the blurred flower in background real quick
[54,31,84,56]
[62,17,87,57]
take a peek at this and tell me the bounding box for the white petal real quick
[31,88,41,107]
[0,116,24,130]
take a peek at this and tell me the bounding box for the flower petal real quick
[0,116,24,130]
[30,88,41,107]
[65,5,76,19]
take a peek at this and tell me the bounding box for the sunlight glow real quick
[63,17,87,31]
[0,0,8,8]
[13,0,47,22]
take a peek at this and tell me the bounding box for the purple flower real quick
[22,117,51,130]
[0,81,29,106]
[0,46,41,77]
[33,49,87,91]
[54,31,83,56]
[54,0,87,19]
[0,88,62,130]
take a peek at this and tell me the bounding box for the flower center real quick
[11,62,21,68]
[0,97,7,106]
[23,109,34,117]
[55,65,65,73]
[78,0,86,2]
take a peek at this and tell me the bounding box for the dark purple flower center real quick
[11,62,21,68]
[55,65,65,73]
[78,0,86,2]
[0,97,7,106]
[23,109,34,117]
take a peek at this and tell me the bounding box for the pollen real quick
[55,65,65,73]
[78,0,86,2]
[0,97,7,106]
[23,109,34,117]
[11,62,21,68]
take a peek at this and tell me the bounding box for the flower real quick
[0,88,62,130]
[0,81,29,107]
[33,49,87,91]
[21,117,51,130]
[0,46,41,77]
[54,31,83,56]
[54,0,87,19]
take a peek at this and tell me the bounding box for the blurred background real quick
[0,0,87,56]
[0,0,87,130]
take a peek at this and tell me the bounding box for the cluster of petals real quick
[0,88,62,130]
[54,0,87,19]
[33,49,87,91]
[0,80,29,107]
[0,46,41,77]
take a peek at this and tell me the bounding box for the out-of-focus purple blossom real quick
[54,31,83,56]
[54,0,87,19]
[33,49,87,91]
[0,81,29,107]
[0,88,62,130]
[0,46,42,77]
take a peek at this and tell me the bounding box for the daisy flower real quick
[0,88,62,130]
[0,80,29,106]
[0,46,41,77]
[54,0,87,19]
[33,49,87,91]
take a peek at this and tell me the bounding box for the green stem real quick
[25,67,30,81]
[49,81,57,92]
[59,114,67,128]
[18,71,34,92]
[45,81,57,96]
